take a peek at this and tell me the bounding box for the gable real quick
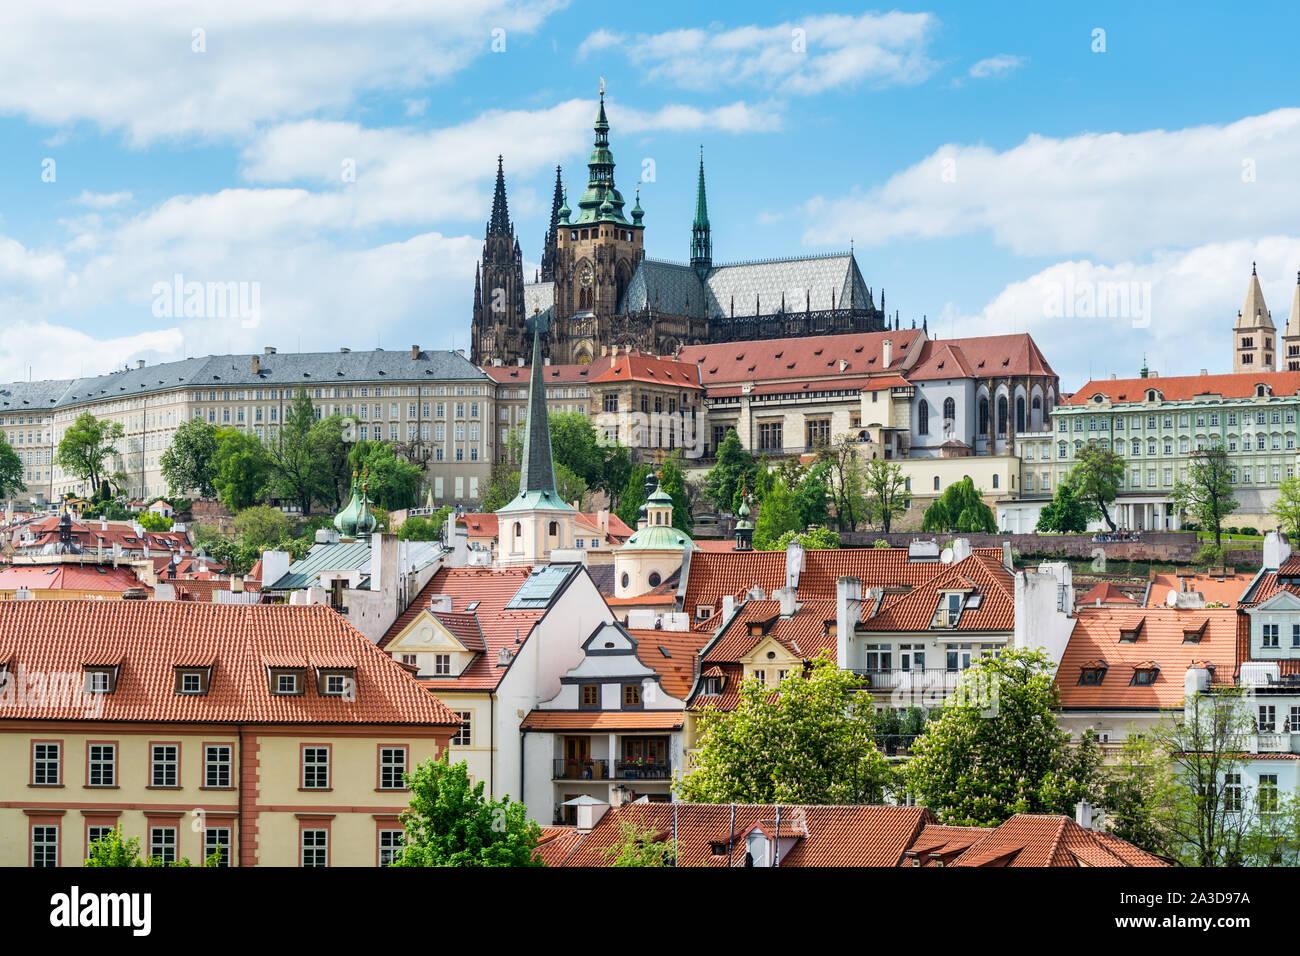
[386,613,475,654]
[1248,589,1300,616]
[739,635,802,668]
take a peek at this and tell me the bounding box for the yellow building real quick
[0,601,458,867]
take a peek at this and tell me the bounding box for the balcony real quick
[852,668,964,692]
[552,758,608,781]
[614,759,671,780]
[1249,732,1291,754]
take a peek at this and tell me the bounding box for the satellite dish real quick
[1165,589,1179,608]
[940,548,954,564]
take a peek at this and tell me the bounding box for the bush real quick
[1240,526,1259,536]
[872,539,890,548]
[1197,543,1224,566]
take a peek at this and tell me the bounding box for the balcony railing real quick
[1249,732,1291,754]
[851,668,965,691]
[614,759,671,780]
[552,758,608,780]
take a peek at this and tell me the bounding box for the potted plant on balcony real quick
[623,755,642,780]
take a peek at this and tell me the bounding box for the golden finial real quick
[599,76,605,96]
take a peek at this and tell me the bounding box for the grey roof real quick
[3,348,489,411]
[266,540,375,590]
[0,379,76,415]
[619,252,874,320]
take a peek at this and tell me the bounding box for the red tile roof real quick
[949,815,1167,867]
[701,599,837,664]
[678,329,924,386]
[519,711,684,731]
[1144,572,1247,608]
[907,333,1055,381]
[482,363,595,384]
[170,578,261,603]
[1078,582,1137,606]
[1055,606,1238,709]
[535,826,589,866]
[1064,369,1300,406]
[858,553,1015,633]
[0,564,148,593]
[628,627,712,700]
[430,610,486,652]
[0,600,458,725]
[588,352,702,388]
[379,566,547,691]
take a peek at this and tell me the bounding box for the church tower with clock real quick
[549,83,644,364]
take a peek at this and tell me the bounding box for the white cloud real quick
[584,12,938,95]
[72,190,134,210]
[939,238,1300,387]
[0,0,566,144]
[969,54,1026,78]
[803,108,1300,260]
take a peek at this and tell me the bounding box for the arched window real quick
[933,476,940,490]
[1016,397,1026,434]
[997,396,1008,436]
[992,474,999,489]
[918,401,930,436]
[943,397,955,424]
[978,397,989,436]
[548,521,558,536]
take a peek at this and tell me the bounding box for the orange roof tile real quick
[628,627,711,700]
[482,363,594,384]
[0,564,148,593]
[1065,369,1300,406]
[678,329,924,386]
[950,815,1167,867]
[1056,606,1238,709]
[1079,582,1137,606]
[588,352,702,388]
[520,711,684,731]
[0,600,458,725]
[859,553,1015,633]
[1145,572,1248,608]
[907,334,1055,381]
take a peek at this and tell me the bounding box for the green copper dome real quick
[631,189,644,225]
[558,188,571,224]
[334,470,362,536]
[572,87,634,226]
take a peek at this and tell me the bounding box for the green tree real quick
[481,426,586,511]
[862,458,909,533]
[270,388,324,515]
[1071,443,1125,532]
[772,527,841,551]
[1272,475,1300,543]
[232,505,294,551]
[604,821,676,867]
[86,825,219,867]
[398,508,450,541]
[703,428,758,513]
[920,476,996,533]
[1036,475,1091,533]
[310,414,352,510]
[903,648,1101,826]
[600,444,633,510]
[658,457,693,533]
[213,427,271,512]
[349,441,422,511]
[615,463,654,529]
[160,417,219,498]
[1172,446,1238,549]
[549,411,605,490]
[818,436,870,532]
[676,655,893,804]
[137,509,173,531]
[56,412,125,496]
[753,471,799,550]
[393,756,542,867]
[0,434,27,499]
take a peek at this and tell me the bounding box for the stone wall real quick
[839,530,1208,564]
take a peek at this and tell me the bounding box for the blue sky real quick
[1,1,1299,387]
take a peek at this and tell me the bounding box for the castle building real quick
[470,87,886,367]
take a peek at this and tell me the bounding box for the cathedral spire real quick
[488,155,511,235]
[540,165,563,282]
[691,147,712,279]
[498,313,574,513]
[575,83,628,224]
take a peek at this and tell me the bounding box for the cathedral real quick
[470,88,888,366]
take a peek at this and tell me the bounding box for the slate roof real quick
[0,600,459,725]
[264,540,375,590]
[0,348,488,411]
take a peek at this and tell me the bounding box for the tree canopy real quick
[393,756,542,867]
[160,417,219,498]
[1071,443,1125,532]
[1172,446,1238,549]
[1273,475,1300,544]
[213,427,271,512]
[902,648,1101,826]
[1036,475,1091,533]
[862,458,910,533]
[920,476,996,533]
[0,434,26,499]
[675,655,893,805]
[703,428,758,513]
[56,412,124,496]
[348,440,422,512]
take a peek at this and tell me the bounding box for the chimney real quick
[260,549,291,588]
[1002,541,1013,568]
[785,538,804,590]
[950,537,972,562]
[576,798,610,831]
[517,356,524,367]
[839,358,848,372]
[882,338,893,368]
[251,355,260,374]
[1200,369,1208,376]
[230,574,244,593]
[597,509,609,535]
[1264,531,1292,571]
[493,357,502,366]
[1075,800,1093,830]
[136,359,145,369]
[776,585,797,617]
[721,594,736,622]
[835,576,862,668]
[264,346,276,355]
[544,356,551,366]
[428,594,453,613]
[411,345,420,359]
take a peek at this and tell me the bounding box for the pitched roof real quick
[1055,606,1238,709]
[1144,572,1248,608]
[481,363,595,385]
[907,333,1055,381]
[0,600,458,725]
[857,553,1015,633]
[1079,582,1138,606]
[949,815,1167,867]
[588,352,702,389]
[0,564,148,593]
[701,599,837,664]
[627,627,712,699]
[1064,369,1300,406]
[677,329,921,386]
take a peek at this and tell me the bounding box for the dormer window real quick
[1078,665,1107,685]
[1118,618,1145,643]
[1182,620,1208,643]
[277,673,300,694]
[317,668,356,697]
[1131,664,1159,686]
[85,668,113,694]
[931,592,965,628]
[175,669,208,695]
[268,668,306,695]
[695,605,714,621]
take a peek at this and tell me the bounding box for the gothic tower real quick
[690,149,712,280]
[1283,271,1300,372]
[470,156,527,366]
[553,84,645,364]
[540,165,563,283]
[1233,262,1275,373]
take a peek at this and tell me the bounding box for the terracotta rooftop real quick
[907,333,1055,382]
[858,553,1015,633]
[1064,369,1300,406]
[627,626,712,700]
[948,814,1167,868]
[677,329,923,386]
[1079,581,1138,606]
[0,600,458,725]
[0,564,149,593]
[1055,606,1238,709]
[482,363,595,385]
[588,352,702,389]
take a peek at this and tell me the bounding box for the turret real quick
[1283,270,1300,371]
[1234,262,1276,373]
[690,148,712,280]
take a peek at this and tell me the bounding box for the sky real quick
[1,0,1299,389]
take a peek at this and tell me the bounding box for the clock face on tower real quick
[578,264,593,289]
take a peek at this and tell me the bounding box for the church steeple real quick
[690,147,712,279]
[1282,270,1300,371]
[488,155,511,235]
[1234,262,1276,373]
[498,313,574,513]
[540,165,563,282]
[574,82,629,224]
